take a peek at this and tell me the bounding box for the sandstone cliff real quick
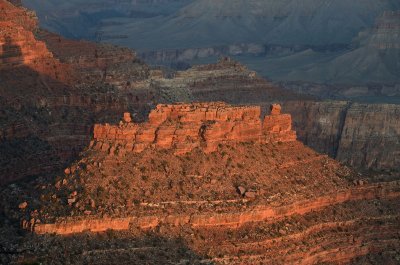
[0,0,36,31]
[153,60,399,171]
[92,103,296,155]
[0,13,305,186]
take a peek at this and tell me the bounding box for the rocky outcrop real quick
[92,103,296,155]
[152,57,305,104]
[149,58,399,171]
[138,43,266,63]
[1,2,399,264]
[0,7,305,187]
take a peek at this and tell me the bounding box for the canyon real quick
[2,103,398,264]
[0,0,155,185]
[0,1,400,264]
[23,0,400,86]
[256,10,400,85]
[0,0,398,186]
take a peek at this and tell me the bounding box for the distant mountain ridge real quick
[20,0,400,85]
[23,0,400,48]
[21,0,194,39]
[256,11,400,84]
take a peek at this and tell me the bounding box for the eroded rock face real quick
[0,0,303,185]
[37,30,150,88]
[29,182,400,235]
[0,0,37,31]
[283,101,400,171]
[336,103,400,169]
[0,2,71,79]
[0,0,155,185]
[92,103,296,155]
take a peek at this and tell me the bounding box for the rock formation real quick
[1,101,398,264]
[0,0,36,31]
[283,101,400,171]
[0,1,71,79]
[28,181,400,235]
[92,103,296,155]
[1,2,399,264]
[0,0,154,185]
[153,59,399,171]
[37,30,150,88]
[0,0,397,187]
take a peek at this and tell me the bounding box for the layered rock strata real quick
[153,57,305,104]
[6,127,398,264]
[283,101,400,171]
[0,0,155,185]
[149,58,400,172]
[92,103,296,155]
[0,0,37,31]
[1,97,397,263]
[29,181,400,235]
[0,1,71,79]
[0,0,398,187]
[37,30,150,88]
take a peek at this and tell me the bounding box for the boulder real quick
[270,104,282,115]
[237,186,246,196]
[245,191,256,198]
[18,201,28,209]
[123,112,132,123]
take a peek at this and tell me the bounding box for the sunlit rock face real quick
[92,103,296,155]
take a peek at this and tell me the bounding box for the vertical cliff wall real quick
[283,101,400,171]
[336,103,400,169]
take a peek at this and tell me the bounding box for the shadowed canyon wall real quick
[0,0,155,185]
[283,101,400,171]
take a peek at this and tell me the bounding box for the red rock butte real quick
[92,102,296,155]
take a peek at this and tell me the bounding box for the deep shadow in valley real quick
[0,37,156,186]
[0,221,213,265]
[0,35,23,65]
